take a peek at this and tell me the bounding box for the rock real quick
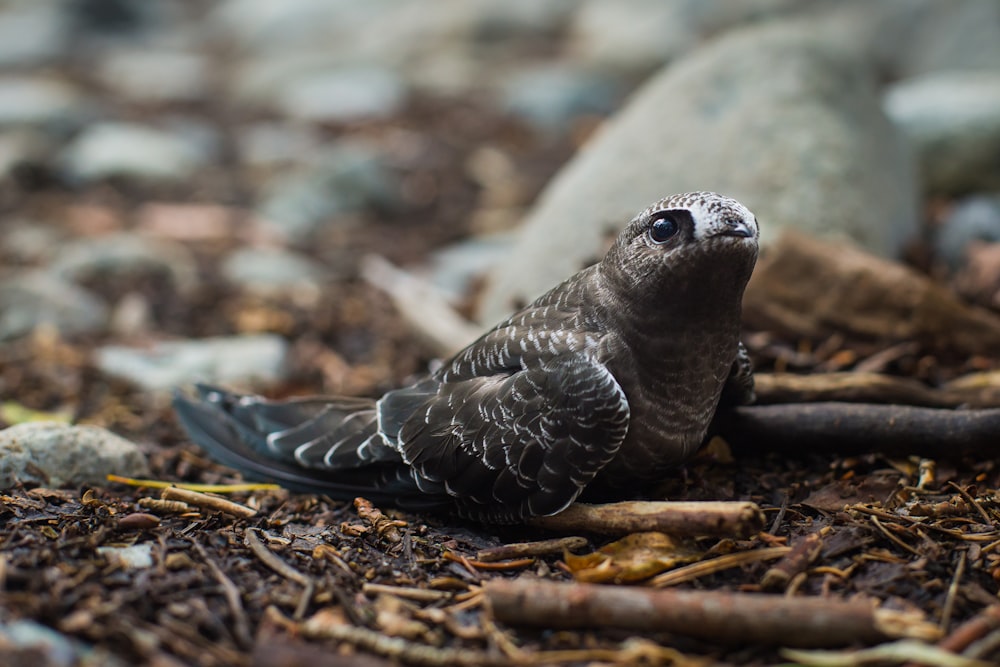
[0,422,149,490]
[0,76,83,130]
[277,66,407,122]
[936,196,1000,270]
[49,232,199,295]
[237,122,323,167]
[499,64,620,133]
[885,72,1000,195]
[96,544,155,569]
[59,122,210,184]
[568,0,803,72]
[479,20,918,322]
[0,619,127,667]
[95,334,290,390]
[0,3,68,67]
[96,49,211,103]
[0,129,55,179]
[2,220,64,264]
[0,271,108,341]
[220,246,326,294]
[257,141,399,241]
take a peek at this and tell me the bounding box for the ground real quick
[1,95,998,667]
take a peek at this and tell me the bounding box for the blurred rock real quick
[97,49,211,103]
[935,197,1000,270]
[95,334,290,390]
[221,246,326,294]
[0,271,108,341]
[885,72,1000,195]
[0,3,68,67]
[480,20,918,322]
[0,422,149,490]
[237,122,323,167]
[49,232,199,295]
[0,129,55,179]
[257,141,399,241]
[2,221,64,264]
[59,122,210,184]
[0,619,127,667]
[568,0,802,72]
[499,64,619,134]
[278,66,407,122]
[0,76,82,130]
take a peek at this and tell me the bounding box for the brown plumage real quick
[174,191,759,523]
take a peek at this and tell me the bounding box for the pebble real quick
[499,64,619,133]
[0,4,67,67]
[936,197,1000,270]
[59,122,210,185]
[0,619,126,667]
[48,232,200,295]
[96,49,211,103]
[0,271,109,341]
[277,66,407,122]
[257,141,399,241]
[0,421,149,490]
[95,334,290,391]
[885,72,1000,195]
[221,246,326,294]
[0,76,82,130]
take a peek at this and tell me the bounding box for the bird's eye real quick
[648,215,679,244]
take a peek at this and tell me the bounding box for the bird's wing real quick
[718,341,755,408]
[377,352,630,522]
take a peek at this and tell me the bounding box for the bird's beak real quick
[720,219,755,239]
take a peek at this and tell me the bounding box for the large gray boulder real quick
[478,20,918,323]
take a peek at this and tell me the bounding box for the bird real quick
[174,191,759,523]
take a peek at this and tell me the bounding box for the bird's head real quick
[599,192,759,315]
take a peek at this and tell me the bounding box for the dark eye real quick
[648,214,679,244]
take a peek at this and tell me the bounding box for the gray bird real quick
[174,191,759,523]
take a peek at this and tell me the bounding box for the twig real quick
[782,639,994,667]
[354,497,407,545]
[300,606,694,666]
[161,486,257,519]
[718,403,1000,459]
[107,474,279,493]
[477,536,588,562]
[485,578,941,647]
[650,546,791,587]
[934,605,1000,655]
[528,501,765,537]
[191,539,253,649]
[870,515,921,557]
[940,551,967,634]
[244,528,315,620]
[761,531,825,591]
[363,583,453,603]
[947,482,994,527]
[752,372,975,407]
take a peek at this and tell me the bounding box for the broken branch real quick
[485,578,941,647]
[528,501,764,537]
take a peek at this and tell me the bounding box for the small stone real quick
[0,422,149,490]
[0,4,68,67]
[885,72,1000,195]
[96,543,155,569]
[95,334,290,390]
[936,196,1000,269]
[48,232,200,295]
[0,76,82,129]
[59,122,210,184]
[258,141,399,241]
[97,49,211,103]
[0,271,109,341]
[221,246,326,294]
[278,66,407,122]
[499,64,619,133]
[236,122,323,167]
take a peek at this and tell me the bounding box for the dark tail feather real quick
[172,386,447,509]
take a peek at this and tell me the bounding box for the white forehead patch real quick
[647,192,758,241]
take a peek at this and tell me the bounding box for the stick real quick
[527,501,764,537]
[761,532,824,591]
[751,372,985,408]
[485,578,941,647]
[161,486,257,518]
[477,536,588,562]
[717,403,1000,458]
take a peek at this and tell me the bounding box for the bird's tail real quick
[172,384,444,508]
